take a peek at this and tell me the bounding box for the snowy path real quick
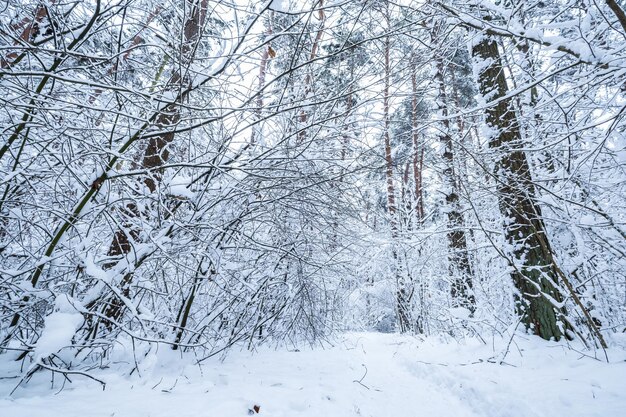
[1,333,624,417]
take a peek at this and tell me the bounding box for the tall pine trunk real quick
[471,33,567,341]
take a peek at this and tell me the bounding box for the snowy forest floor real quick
[1,332,625,417]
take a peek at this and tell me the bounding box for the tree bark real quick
[605,0,626,34]
[1,2,57,69]
[95,0,209,327]
[472,33,567,340]
[411,53,425,224]
[297,1,326,143]
[432,33,475,312]
[381,9,411,332]
[251,13,274,145]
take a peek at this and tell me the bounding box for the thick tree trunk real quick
[1,1,57,69]
[94,0,209,328]
[472,33,567,341]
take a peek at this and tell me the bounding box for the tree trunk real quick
[432,36,475,312]
[410,53,424,224]
[381,10,411,333]
[472,33,567,341]
[1,1,57,69]
[297,1,326,143]
[94,0,209,328]
[251,13,274,145]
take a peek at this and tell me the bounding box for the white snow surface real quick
[1,332,625,417]
[33,296,84,361]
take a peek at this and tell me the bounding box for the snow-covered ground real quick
[1,332,625,417]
